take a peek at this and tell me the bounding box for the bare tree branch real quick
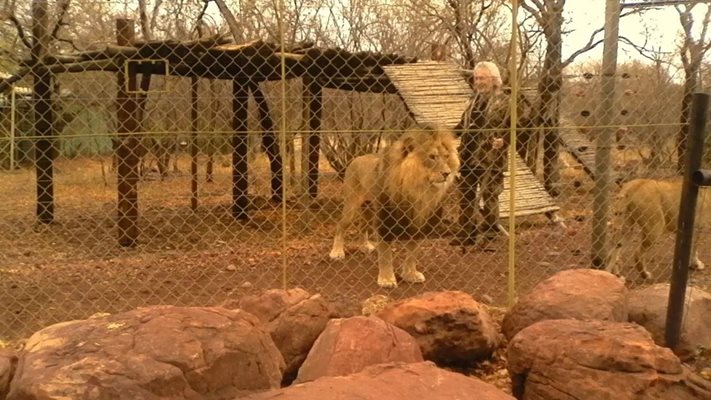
[193,0,211,38]
[50,0,71,41]
[562,26,604,67]
[619,36,673,63]
[210,0,245,43]
[2,11,32,49]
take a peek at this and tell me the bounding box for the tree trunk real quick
[539,15,563,196]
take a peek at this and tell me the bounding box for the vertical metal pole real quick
[10,88,15,170]
[665,92,709,350]
[507,0,520,307]
[591,0,620,266]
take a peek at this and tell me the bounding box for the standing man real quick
[450,61,520,246]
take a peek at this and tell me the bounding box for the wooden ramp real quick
[382,61,560,219]
[559,129,618,182]
[559,129,598,179]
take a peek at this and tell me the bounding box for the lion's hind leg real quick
[605,198,630,279]
[691,247,705,271]
[377,241,398,288]
[635,212,664,280]
[400,240,425,284]
[329,194,362,260]
[359,203,377,253]
[605,238,625,279]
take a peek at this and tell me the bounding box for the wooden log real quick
[304,77,322,198]
[251,83,283,203]
[231,80,249,220]
[115,18,141,247]
[32,0,54,224]
[190,76,199,210]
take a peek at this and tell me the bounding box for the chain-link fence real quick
[1,0,710,343]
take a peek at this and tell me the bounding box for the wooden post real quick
[251,83,283,203]
[232,80,249,220]
[591,0,620,265]
[303,77,322,198]
[115,19,140,247]
[32,0,54,224]
[190,76,199,210]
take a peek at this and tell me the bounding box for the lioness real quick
[329,125,460,288]
[606,177,708,279]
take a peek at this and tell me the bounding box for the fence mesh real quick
[1,0,710,344]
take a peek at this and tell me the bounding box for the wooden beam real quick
[318,76,397,93]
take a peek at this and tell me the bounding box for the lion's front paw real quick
[377,273,398,289]
[329,248,345,260]
[691,260,705,271]
[400,270,425,283]
[363,241,376,253]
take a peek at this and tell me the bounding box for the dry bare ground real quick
[0,153,709,383]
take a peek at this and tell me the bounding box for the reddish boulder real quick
[507,319,711,400]
[294,316,422,384]
[377,291,500,366]
[0,348,18,399]
[235,288,337,384]
[628,283,711,360]
[244,362,515,400]
[7,306,285,400]
[502,269,627,340]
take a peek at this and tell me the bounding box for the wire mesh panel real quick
[1,0,710,345]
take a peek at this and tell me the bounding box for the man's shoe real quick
[449,235,477,246]
[477,227,501,241]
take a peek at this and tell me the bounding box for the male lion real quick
[606,177,708,280]
[329,125,460,288]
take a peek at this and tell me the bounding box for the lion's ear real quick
[401,134,416,157]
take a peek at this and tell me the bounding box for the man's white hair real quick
[474,61,503,89]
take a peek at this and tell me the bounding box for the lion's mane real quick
[375,126,460,241]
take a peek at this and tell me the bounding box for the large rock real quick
[507,319,711,400]
[7,305,285,400]
[294,316,422,384]
[377,291,500,366]
[502,269,627,340]
[629,283,711,361]
[235,288,336,384]
[0,348,18,399]
[244,361,515,400]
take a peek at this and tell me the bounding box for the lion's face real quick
[412,134,460,188]
[385,127,460,197]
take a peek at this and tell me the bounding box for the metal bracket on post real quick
[124,59,169,94]
[692,169,711,187]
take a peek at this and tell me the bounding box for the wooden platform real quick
[382,61,560,220]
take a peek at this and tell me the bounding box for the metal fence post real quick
[665,91,709,350]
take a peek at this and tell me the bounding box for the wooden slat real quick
[383,61,560,218]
